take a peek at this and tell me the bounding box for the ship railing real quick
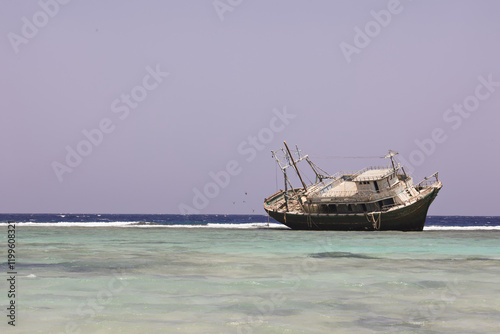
[264,190,285,205]
[310,172,348,195]
[317,176,406,198]
[316,171,348,182]
[312,169,372,194]
[415,172,440,189]
[308,189,400,204]
[354,174,392,182]
[353,164,401,181]
[381,203,400,211]
[314,166,399,189]
[354,165,393,175]
[307,181,331,194]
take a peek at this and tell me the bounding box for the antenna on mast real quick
[385,150,399,172]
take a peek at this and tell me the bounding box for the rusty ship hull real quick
[265,186,440,231]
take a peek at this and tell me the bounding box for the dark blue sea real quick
[1,213,499,230]
[2,215,500,333]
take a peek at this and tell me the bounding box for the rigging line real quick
[300,164,314,186]
[291,158,312,185]
[309,155,386,159]
[309,160,330,177]
[275,162,278,192]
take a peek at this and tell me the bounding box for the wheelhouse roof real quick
[353,168,394,182]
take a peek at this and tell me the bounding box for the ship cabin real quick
[305,165,418,215]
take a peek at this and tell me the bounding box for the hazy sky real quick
[1,0,499,215]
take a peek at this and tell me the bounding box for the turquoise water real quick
[3,225,500,334]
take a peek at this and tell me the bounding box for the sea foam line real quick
[10,221,139,227]
[4,222,499,230]
[424,226,500,231]
[4,222,288,229]
[156,223,288,229]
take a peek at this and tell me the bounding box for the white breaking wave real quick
[12,221,141,227]
[424,226,500,231]
[157,223,288,229]
[7,222,499,230]
[8,221,288,229]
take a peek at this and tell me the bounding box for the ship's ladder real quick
[366,212,382,230]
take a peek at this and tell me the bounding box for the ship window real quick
[328,204,337,213]
[361,204,367,212]
[347,204,353,212]
[383,198,395,206]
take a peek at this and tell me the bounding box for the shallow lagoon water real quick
[3,219,500,334]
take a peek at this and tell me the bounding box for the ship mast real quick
[284,141,308,192]
[385,150,399,172]
[271,149,291,211]
[271,142,311,212]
